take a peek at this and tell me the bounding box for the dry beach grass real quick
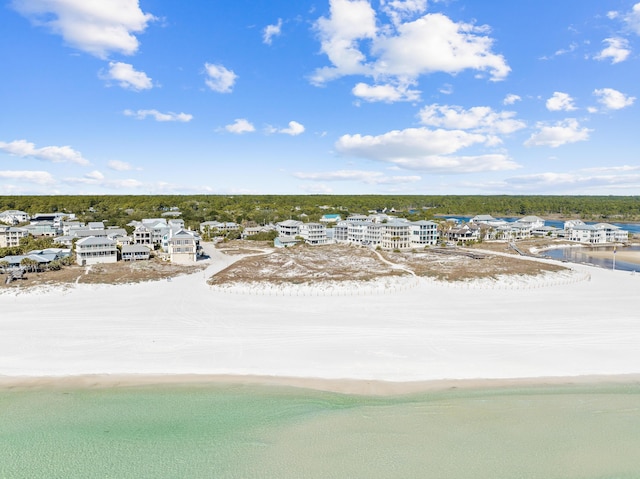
[210,241,567,286]
[1,257,206,290]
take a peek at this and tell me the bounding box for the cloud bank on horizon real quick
[1,0,639,195]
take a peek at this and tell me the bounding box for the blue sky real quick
[1,0,639,195]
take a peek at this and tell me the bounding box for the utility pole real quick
[612,245,616,270]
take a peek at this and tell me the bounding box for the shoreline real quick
[2,373,640,396]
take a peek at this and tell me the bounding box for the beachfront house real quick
[133,224,152,245]
[75,236,118,265]
[167,229,199,263]
[121,244,151,261]
[444,224,481,244]
[276,220,303,237]
[298,223,327,245]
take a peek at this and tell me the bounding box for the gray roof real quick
[77,236,116,246]
[122,244,151,253]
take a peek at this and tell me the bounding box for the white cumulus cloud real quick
[278,121,305,136]
[204,63,237,93]
[225,119,255,134]
[107,160,138,171]
[418,104,526,134]
[593,88,636,110]
[335,127,519,173]
[293,169,421,185]
[503,94,521,105]
[263,18,283,44]
[123,109,193,122]
[546,92,577,111]
[594,37,631,64]
[352,82,420,102]
[524,119,592,148]
[101,62,153,91]
[0,139,90,165]
[312,1,510,96]
[624,2,640,35]
[0,169,55,184]
[11,0,155,58]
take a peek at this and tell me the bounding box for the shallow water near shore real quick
[2,382,640,478]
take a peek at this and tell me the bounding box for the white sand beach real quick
[2,244,640,392]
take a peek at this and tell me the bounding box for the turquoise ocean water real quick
[2,382,640,478]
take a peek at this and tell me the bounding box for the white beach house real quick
[75,236,118,265]
[0,210,30,225]
[167,229,199,263]
[298,223,327,245]
[276,220,303,237]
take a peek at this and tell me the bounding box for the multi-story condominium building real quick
[363,223,382,245]
[276,220,303,237]
[333,223,349,242]
[0,210,30,225]
[410,220,439,247]
[298,223,327,245]
[334,219,439,249]
[565,221,629,244]
[347,222,367,244]
[596,223,629,243]
[0,226,28,248]
[75,236,118,265]
[380,220,412,250]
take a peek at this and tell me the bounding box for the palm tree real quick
[20,257,39,273]
[0,260,9,274]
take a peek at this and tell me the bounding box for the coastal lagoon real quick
[2,381,640,478]
[542,245,640,272]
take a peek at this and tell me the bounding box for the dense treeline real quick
[2,195,640,227]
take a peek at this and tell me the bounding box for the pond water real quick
[541,245,640,272]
